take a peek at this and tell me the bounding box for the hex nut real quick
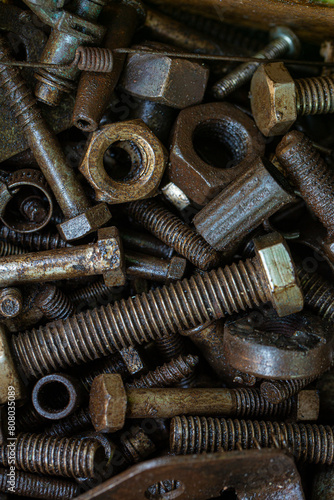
[89,374,127,433]
[0,324,26,403]
[57,203,112,242]
[295,390,319,422]
[79,120,167,204]
[120,51,209,109]
[250,62,297,137]
[254,232,303,317]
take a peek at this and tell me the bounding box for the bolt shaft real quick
[155,333,186,362]
[126,199,220,270]
[0,227,70,251]
[69,280,116,309]
[0,240,25,256]
[295,76,334,115]
[170,416,334,464]
[298,267,334,322]
[260,377,316,404]
[36,284,74,321]
[12,256,271,379]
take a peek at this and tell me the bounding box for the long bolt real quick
[0,434,104,478]
[0,467,80,499]
[126,199,220,270]
[36,284,74,321]
[0,36,110,241]
[170,416,334,464]
[212,27,299,99]
[11,233,302,380]
[260,377,317,404]
[298,267,334,322]
[276,131,334,240]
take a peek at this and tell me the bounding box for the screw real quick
[0,287,22,318]
[170,416,334,465]
[260,377,317,404]
[0,35,111,242]
[212,27,300,99]
[11,232,302,380]
[89,373,308,433]
[298,267,334,322]
[0,433,105,478]
[126,199,221,270]
[0,467,80,499]
[36,284,74,321]
[0,227,70,252]
[119,426,156,464]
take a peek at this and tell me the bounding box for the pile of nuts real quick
[0,0,334,498]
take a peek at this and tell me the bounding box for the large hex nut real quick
[254,232,303,317]
[120,51,209,109]
[89,374,127,433]
[169,102,265,206]
[250,62,297,137]
[57,203,112,242]
[79,120,167,204]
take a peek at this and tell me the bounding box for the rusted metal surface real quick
[76,450,305,500]
[0,287,22,318]
[79,121,167,204]
[169,102,265,205]
[125,252,186,283]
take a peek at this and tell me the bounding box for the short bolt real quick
[119,426,156,465]
[11,232,303,380]
[298,267,334,322]
[170,416,334,465]
[0,287,22,318]
[212,26,300,99]
[36,284,74,321]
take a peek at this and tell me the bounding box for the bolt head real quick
[167,257,187,282]
[253,232,303,317]
[89,374,127,433]
[57,203,112,242]
[250,62,297,137]
[295,389,319,421]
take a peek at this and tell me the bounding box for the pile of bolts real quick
[0,0,334,498]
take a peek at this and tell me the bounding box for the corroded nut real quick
[295,390,319,422]
[169,102,265,206]
[89,374,127,433]
[79,120,167,204]
[250,62,297,137]
[120,51,209,108]
[254,232,303,317]
[0,324,25,403]
[57,203,112,242]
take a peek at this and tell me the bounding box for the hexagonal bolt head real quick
[57,203,112,242]
[167,256,187,282]
[89,374,127,433]
[120,51,209,109]
[254,232,303,317]
[250,62,297,137]
[295,390,319,421]
[119,346,144,375]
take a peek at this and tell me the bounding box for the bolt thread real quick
[276,131,334,238]
[44,407,91,437]
[0,226,69,251]
[295,76,334,115]
[0,467,80,499]
[170,416,334,464]
[80,354,129,392]
[127,200,220,270]
[120,427,156,464]
[126,355,199,389]
[0,240,25,256]
[213,36,290,98]
[260,377,316,404]
[233,388,293,419]
[72,46,113,72]
[298,267,334,322]
[17,404,48,432]
[12,257,269,379]
[0,433,103,478]
[37,285,75,321]
[69,280,115,308]
[155,332,186,362]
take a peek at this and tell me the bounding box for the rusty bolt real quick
[0,287,22,318]
[35,284,74,321]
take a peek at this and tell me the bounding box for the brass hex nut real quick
[89,374,127,433]
[250,62,297,137]
[57,203,112,242]
[120,51,209,108]
[254,232,303,317]
[79,120,167,204]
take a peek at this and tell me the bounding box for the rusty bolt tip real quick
[0,287,22,318]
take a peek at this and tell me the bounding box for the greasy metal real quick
[193,158,296,254]
[0,467,81,499]
[0,433,105,478]
[35,284,74,321]
[119,427,156,465]
[0,227,125,287]
[224,311,333,380]
[11,233,302,380]
[79,121,167,204]
[145,0,334,43]
[0,169,53,234]
[88,373,312,433]
[32,373,84,420]
[73,0,146,132]
[0,35,112,242]
[126,198,220,270]
[212,27,300,99]
[76,450,305,500]
[120,42,209,108]
[251,62,334,136]
[120,228,174,260]
[0,324,26,403]
[261,376,317,404]
[169,102,265,206]
[170,415,332,465]
[126,252,186,283]
[0,287,22,318]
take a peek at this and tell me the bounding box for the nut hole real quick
[37,380,70,412]
[103,140,143,183]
